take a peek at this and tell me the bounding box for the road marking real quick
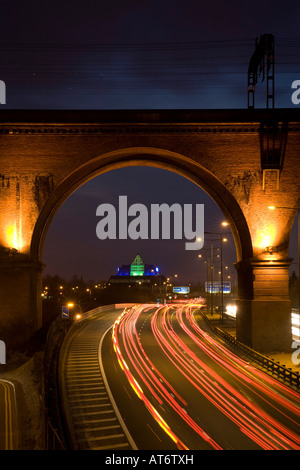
[0,380,18,450]
[147,423,162,442]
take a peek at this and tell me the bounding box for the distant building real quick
[117,253,159,277]
[108,253,164,287]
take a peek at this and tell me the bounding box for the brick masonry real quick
[0,109,300,351]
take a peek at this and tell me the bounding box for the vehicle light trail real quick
[111,303,300,450]
[155,304,300,449]
[182,306,300,418]
[112,305,222,450]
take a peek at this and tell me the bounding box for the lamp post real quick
[200,243,215,315]
[268,206,300,311]
[198,251,211,311]
[210,240,214,315]
[205,224,230,323]
[220,237,224,323]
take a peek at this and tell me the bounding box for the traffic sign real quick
[205,281,231,293]
[62,306,69,318]
[173,286,190,294]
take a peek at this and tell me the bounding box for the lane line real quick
[98,324,138,450]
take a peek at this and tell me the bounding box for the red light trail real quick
[112,303,300,450]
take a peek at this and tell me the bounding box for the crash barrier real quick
[71,303,136,324]
[215,325,300,389]
[199,310,300,389]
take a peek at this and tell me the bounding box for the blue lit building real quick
[108,254,163,287]
[117,253,159,277]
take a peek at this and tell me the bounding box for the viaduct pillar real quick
[0,172,52,348]
[0,249,43,347]
[236,258,292,352]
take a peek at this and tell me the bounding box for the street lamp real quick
[198,250,211,304]
[67,302,83,321]
[220,236,229,324]
[205,225,231,323]
[268,205,300,311]
[200,240,217,315]
[201,242,215,315]
[210,240,214,315]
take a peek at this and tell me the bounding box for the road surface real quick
[104,302,300,450]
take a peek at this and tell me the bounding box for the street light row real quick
[197,221,233,322]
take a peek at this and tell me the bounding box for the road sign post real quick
[62,306,69,318]
[62,306,69,333]
[173,286,190,294]
[205,281,231,294]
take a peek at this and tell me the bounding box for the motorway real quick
[102,302,300,451]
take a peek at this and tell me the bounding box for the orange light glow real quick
[5,223,23,251]
[255,224,276,251]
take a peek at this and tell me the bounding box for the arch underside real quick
[30,147,253,268]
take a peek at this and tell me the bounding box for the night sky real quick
[1,1,299,283]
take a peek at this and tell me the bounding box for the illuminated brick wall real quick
[0,109,299,350]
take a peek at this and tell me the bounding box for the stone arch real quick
[30,147,253,267]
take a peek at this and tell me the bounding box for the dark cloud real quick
[1,1,300,109]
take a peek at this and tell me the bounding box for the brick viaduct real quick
[0,108,300,352]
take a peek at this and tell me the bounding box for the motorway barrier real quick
[200,310,300,390]
[215,327,300,389]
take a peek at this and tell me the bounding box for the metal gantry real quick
[248,34,285,189]
[248,33,275,110]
